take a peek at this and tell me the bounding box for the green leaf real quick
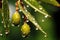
[0,0,58,40]
[24,0,51,17]
[38,0,60,7]
[0,9,8,40]
[18,0,47,37]
[2,0,10,28]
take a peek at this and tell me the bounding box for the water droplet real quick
[1,21,3,23]
[25,10,27,12]
[35,10,37,12]
[36,27,38,30]
[18,25,20,27]
[22,35,25,38]
[5,32,9,35]
[26,20,29,22]
[19,10,21,11]
[32,18,35,21]
[42,19,44,22]
[35,23,38,25]
[45,15,48,18]
[44,35,47,37]
[27,5,29,7]
[22,15,24,18]
[5,30,9,35]
[39,8,42,10]
[0,33,3,36]
[2,0,3,3]
[12,24,14,27]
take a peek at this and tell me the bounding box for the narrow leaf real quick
[18,0,47,37]
[2,0,10,28]
[38,0,60,7]
[24,0,51,17]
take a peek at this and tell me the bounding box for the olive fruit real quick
[12,11,20,25]
[21,22,30,37]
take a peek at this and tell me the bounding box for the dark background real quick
[54,0,60,40]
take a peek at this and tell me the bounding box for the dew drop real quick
[22,15,24,18]
[19,10,22,12]
[0,33,3,36]
[1,21,3,23]
[2,0,3,3]
[0,31,3,36]
[5,31,9,35]
[26,20,29,22]
[42,19,44,22]
[27,5,29,7]
[18,25,20,27]
[39,8,42,10]
[32,18,35,21]
[25,10,27,12]
[12,24,14,27]
[5,30,9,35]
[44,35,47,37]
[45,15,48,18]
[35,23,37,25]
[36,27,38,30]
[22,35,25,38]
[35,10,37,12]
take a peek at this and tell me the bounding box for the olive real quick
[12,11,20,25]
[21,22,30,37]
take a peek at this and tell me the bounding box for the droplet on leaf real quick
[36,27,38,30]
[45,15,48,18]
[26,20,29,22]
[1,21,3,23]
[27,5,29,7]
[5,30,9,35]
[0,31,3,36]
[0,33,2,36]
[42,19,44,22]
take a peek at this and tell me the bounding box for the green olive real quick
[12,11,20,25]
[21,22,30,36]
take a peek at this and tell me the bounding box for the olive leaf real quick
[0,0,10,39]
[0,0,59,40]
[0,8,7,40]
[2,0,10,28]
[24,0,51,17]
[37,0,60,7]
[18,0,47,37]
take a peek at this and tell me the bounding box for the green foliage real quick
[0,0,59,40]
